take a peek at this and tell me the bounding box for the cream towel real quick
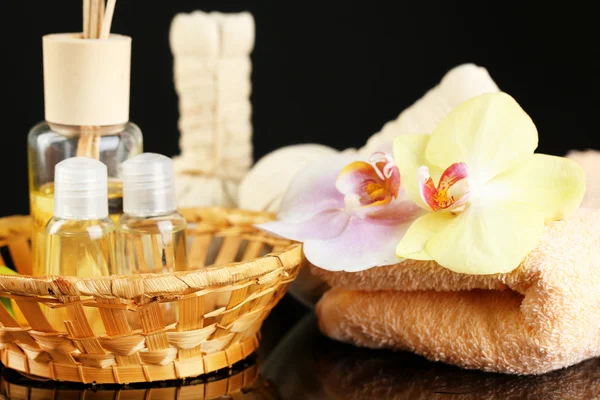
[361,63,499,155]
[567,149,600,209]
[238,63,499,213]
[315,209,600,375]
[170,11,254,208]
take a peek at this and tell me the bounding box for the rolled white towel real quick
[169,11,219,58]
[238,144,342,213]
[566,149,600,209]
[170,10,255,208]
[361,63,500,156]
[239,63,501,213]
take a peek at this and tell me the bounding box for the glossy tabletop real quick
[2,295,600,399]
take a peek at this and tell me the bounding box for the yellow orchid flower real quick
[393,92,585,274]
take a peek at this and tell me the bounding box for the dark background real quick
[0,1,597,217]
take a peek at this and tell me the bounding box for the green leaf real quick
[0,265,17,318]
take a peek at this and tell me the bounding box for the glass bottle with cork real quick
[28,6,143,276]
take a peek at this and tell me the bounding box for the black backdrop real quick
[0,1,597,217]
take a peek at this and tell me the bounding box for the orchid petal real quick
[393,134,442,209]
[483,154,585,222]
[425,201,546,274]
[277,154,356,222]
[257,209,351,242]
[360,198,425,221]
[396,212,454,260]
[426,92,538,184]
[335,161,381,197]
[303,218,415,272]
[352,197,392,218]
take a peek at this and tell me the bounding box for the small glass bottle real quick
[29,33,143,276]
[116,153,188,325]
[44,157,116,332]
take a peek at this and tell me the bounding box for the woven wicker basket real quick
[0,207,302,384]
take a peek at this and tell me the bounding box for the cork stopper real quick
[43,33,131,126]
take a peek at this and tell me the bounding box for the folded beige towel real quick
[315,208,600,375]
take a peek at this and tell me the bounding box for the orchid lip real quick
[336,152,401,215]
[418,162,470,212]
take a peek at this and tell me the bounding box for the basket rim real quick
[0,207,303,299]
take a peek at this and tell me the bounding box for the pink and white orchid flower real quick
[256,152,423,271]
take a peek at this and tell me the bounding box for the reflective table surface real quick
[2,295,600,399]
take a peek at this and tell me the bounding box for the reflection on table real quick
[4,301,600,400]
[263,313,600,400]
[0,355,279,400]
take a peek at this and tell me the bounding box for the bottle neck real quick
[46,216,114,236]
[123,208,178,219]
[47,122,128,136]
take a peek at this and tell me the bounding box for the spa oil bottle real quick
[116,153,188,325]
[28,31,143,276]
[44,157,116,332]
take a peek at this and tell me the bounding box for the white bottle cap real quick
[54,157,109,220]
[122,153,177,216]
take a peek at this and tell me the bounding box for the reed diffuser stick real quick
[100,0,117,39]
[90,0,99,39]
[98,0,105,37]
[83,0,91,38]
[77,0,118,160]
[76,127,101,159]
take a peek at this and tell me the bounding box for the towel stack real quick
[315,209,600,375]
